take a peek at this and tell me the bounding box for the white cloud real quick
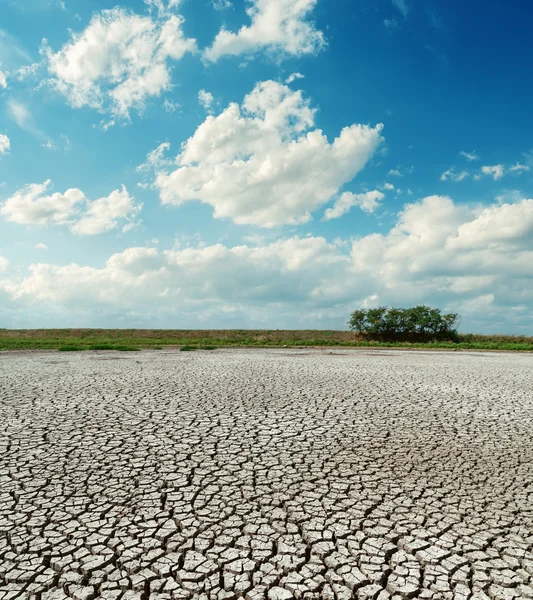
[0,256,8,272]
[0,180,142,235]
[388,169,402,177]
[481,164,505,180]
[440,168,469,182]
[212,0,233,9]
[380,182,395,191]
[460,150,479,161]
[137,142,172,177]
[392,0,409,18]
[285,72,304,84]
[0,70,6,88]
[323,190,384,220]
[198,89,214,112]
[35,243,48,250]
[153,80,383,227]
[446,199,533,250]
[3,238,348,311]
[203,0,325,63]
[509,162,530,174]
[163,98,180,112]
[4,194,533,331]
[43,7,196,119]
[0,133,10,154]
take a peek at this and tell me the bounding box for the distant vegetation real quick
[0,328,532,352]
[348,306,459,342]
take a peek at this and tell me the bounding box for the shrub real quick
[348,306,459,342]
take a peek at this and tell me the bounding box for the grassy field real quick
[0,329,532,352]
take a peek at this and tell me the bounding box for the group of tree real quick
[348,305,460,342]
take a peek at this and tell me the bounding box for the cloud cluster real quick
[43,7,196,118]
[0,180,142,235]
[0,134,10,154]
[323,191,384,220]
[203,0,325,62]
[2,195,532,331]
[152,80,383,227]
[441,162,530,183]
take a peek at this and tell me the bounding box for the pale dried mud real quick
[1,349,532,600]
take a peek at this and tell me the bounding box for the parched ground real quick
[1,349,532,600]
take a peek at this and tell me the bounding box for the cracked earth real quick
[1,348,532,600]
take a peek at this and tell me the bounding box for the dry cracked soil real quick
[1,348,532,600]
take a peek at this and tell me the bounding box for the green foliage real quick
[58,345,84,352]
[348,305,460,341]
[0,328,529,353]
[180,346,198,351]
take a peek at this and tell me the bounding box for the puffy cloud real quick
[447,199,533,250]
[153,80,384,227]
[0,256,8,272]
[0,180,142,235]
[481,164,505,180]
[35,243,48,250]
[43,7,196,119]
[3,195,533,332]
[440,168,469,182]
[350,196,533,313]
[198,89,214,112]
[0,70,6,88]
[388,169,402,177]
[323,190,384,220]
[203,0,325,63]
[0,133,10,154]
[4,238,349,312]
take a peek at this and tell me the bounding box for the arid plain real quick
[1,348,532,600]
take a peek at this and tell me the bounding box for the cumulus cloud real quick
[388,169,402,177]
[152,80,383,227]
[0,180,142,235]
[447,199,533,250]
[3,195,533,332]
[198,89,214,112]
[203,0,325,63]
[480,164,505,180]
[3,238,348,312]
[323,190,384,220]
[0,133,10,154]
[43,7,196,119]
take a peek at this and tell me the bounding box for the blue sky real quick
[0,0,532,332]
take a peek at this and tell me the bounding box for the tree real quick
[348,306,460,341]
